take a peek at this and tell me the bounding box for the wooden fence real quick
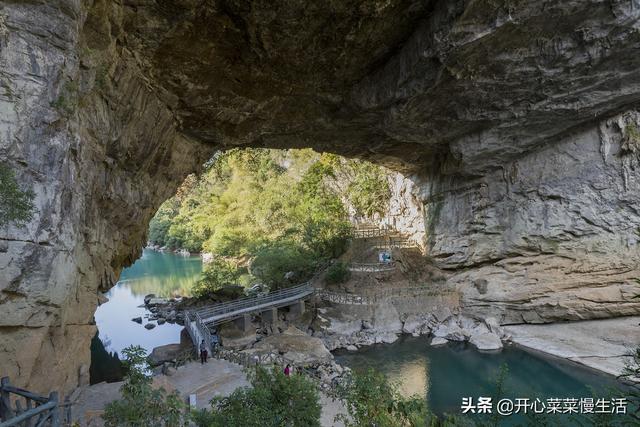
[0,377,70,427]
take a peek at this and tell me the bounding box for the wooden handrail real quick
[0,377,64,427]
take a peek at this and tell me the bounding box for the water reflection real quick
[118,249,203,298]
[94,249,202,355]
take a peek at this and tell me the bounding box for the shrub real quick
[102,346,186,427]
[191,259,240,298]
[324,262,351,285]
[335,369,434,427]
[192,366,321,427]
[250,241,316,290]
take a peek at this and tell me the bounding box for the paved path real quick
[71,358,345,426]
[167,359,249,409]
[506,316,640,377]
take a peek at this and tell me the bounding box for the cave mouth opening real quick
[90,147,431,382]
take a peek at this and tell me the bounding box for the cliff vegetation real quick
[148,149,391,294]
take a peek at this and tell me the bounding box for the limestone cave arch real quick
[1,0,640,393]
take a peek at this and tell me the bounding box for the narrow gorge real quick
[1,0,640,398]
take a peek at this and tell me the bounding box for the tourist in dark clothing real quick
[200,340,208,364]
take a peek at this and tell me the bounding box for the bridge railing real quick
[195,282,314,322]
[0,377,70,427]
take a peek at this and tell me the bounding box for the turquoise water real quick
[334,336,632,425]
[94,249,203,355]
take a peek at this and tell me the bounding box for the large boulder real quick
[433,320,466,342]
[250,326,332,365]
[401,314,425,336]
[149,343,191,367]
[469,332,503,351]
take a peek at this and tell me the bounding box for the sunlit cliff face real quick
[1,0,640,393]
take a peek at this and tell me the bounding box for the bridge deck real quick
[194,282,314,327]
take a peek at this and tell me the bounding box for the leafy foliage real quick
[149,149,373,290]
[102,346,186,427]
[250,241,317,290]
[619,344,640,422]
[192,366,321,427]
[335,368,435,427]
[346,160,391,218]
[324,261,351,285]
[0,163,35,228]
[191,258,242,298]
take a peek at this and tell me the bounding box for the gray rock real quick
[375,332,399,344]
[433,307,452,323]
[131,317,142,324]
[149,343,191,366]
[402,314,425,335]
[433,321,466,342]
[144,323,156,330]
[146,298,169,306]
[430,337,448,346]
[469,332,503,351]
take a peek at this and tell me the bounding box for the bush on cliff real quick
[148,149,357,289]
[0,163,34,228]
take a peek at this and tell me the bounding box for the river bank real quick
[505,316,640,379]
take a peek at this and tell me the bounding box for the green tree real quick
[192,258,241,298]
[336,369,435,427]
[192,366,321,427]
[146,148,356,290]
[102,345,186,427]
[0,163,35,227]
[346,161,391,218]
[250,241,317,290]
[324,261,351,285]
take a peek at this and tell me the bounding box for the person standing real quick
[200,339,208,364]
[284,364,291,376]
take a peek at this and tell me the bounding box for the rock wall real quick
[2,0,640,394]
[0,1,212,394]
[417,112,640,323]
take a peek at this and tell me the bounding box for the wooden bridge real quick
[185,282,314,353]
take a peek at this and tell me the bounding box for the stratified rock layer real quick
[1,0,639,393]
[420,113,640,323]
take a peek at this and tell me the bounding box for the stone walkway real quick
[505,316,640,377]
